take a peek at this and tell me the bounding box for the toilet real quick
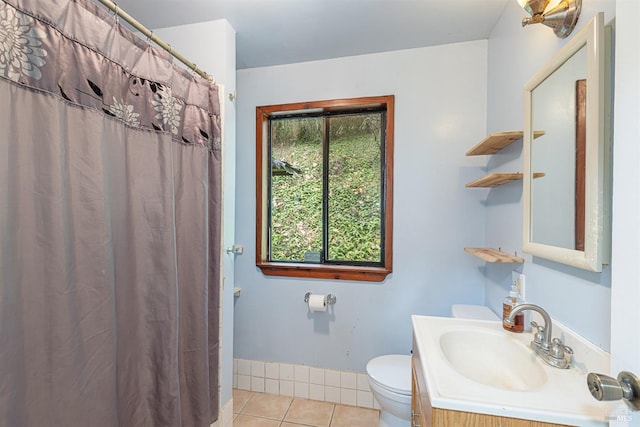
[450,304,499,321]
[366,354,412,427]
[366,305,498,427]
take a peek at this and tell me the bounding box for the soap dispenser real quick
[502,284,524,333]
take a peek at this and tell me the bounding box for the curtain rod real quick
[95,0,215,83]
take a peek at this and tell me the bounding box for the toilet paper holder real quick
[304,292,337,306]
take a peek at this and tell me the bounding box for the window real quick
[256,96,394,282]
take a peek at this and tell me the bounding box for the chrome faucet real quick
[505,303,573,369]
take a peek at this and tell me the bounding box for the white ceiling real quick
[107,0,511,69]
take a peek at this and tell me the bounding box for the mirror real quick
[523,13,609,272]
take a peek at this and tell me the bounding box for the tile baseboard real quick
[233,358,380,410]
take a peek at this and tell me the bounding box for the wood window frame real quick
[575,79,586,251]
[255,95,394,282]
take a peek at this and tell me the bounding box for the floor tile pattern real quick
[233,389,380,427]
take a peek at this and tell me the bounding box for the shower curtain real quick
[0,1,221,426]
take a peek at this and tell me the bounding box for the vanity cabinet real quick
[411,347,430,426]
[411,337,570,427]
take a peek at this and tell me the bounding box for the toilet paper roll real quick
[308,294,327,312]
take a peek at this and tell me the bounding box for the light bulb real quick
[517,0,552,16]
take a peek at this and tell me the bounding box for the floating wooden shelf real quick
[462,131,545,265]
[465,172,545,188]
[464,247,524,263]
[465,131,546,156]
[466,173,523,187]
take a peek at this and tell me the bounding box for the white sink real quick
[439,329,547,391]
[412,315,611,426]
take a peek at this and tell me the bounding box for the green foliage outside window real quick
[270,113,383,264]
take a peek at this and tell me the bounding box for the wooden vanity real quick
[411,336,571,427]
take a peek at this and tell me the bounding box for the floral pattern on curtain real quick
[0,0,221,149]
[0,0,222,426]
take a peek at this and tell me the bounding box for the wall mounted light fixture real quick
[517,0,582,38]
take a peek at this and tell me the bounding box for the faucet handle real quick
[530,321,545,344]
[551,338,573,356]
[531,320,543,331]
[549,338,573,368]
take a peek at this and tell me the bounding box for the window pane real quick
[257,96,393,281]
[327,113,382,263]
[269,117,323,262]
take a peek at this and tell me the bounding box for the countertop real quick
[411,315,613,426]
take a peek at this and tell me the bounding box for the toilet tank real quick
[451,304,499,321]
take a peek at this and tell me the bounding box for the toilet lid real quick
[366,354,411,394]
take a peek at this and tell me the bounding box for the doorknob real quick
[587,371,640,411]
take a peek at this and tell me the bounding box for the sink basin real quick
[440,329,547,391]
[412,315,611,426]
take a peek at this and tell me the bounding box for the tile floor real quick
[233,389,380,427]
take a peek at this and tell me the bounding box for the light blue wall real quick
[234,41,490,372]
[485,0,616,350]
[150,0,619,399]
[610,0,640,404]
